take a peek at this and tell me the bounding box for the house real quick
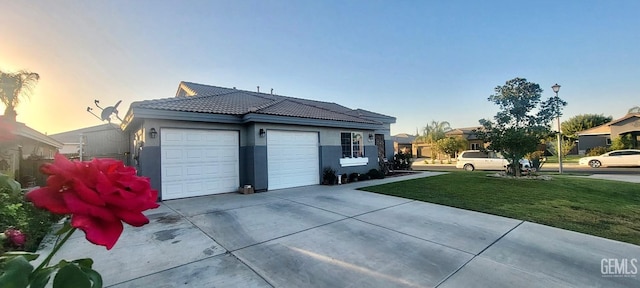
[444,126,484,150]
[120,82,396,200]
[412,126,484,158]
[391,133,416,156]
[49,123,129,163]
[577,112,640,153]
[0,117,62,184]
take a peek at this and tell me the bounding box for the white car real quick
[578,149,640,168]
[456,150,531,172]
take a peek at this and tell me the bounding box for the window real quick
[470,143,481,150]
[606,138,612,145]
[341,132,364,158]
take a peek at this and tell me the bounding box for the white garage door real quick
[161,129,239,200]
[267,130,320,190]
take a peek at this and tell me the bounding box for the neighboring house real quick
[412,126,484,158]
[391,133,416,156]
[120,82,396,200]
[577,112,640,153]
[445,126,484,150]
[49,123,130,163]
[0,117,62,183]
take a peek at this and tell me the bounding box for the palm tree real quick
[0,70,40,121]
[416,120,452,143]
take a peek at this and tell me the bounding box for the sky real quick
[1,0,638,135]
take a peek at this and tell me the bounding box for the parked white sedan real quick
[578,149,640,168]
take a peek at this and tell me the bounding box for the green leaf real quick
[0,173,21,194]
[0,251,40,262]
[0,256,34,288]
[53,264,91,288]
[72,258,94,268]
[80,266,103,288]
[29,266,56,288]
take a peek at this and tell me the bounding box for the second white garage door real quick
[161,129,239,200]
[267,130,320,190]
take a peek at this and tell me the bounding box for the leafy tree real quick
[416,120,451,144]
[0,70,40,121]
[415,120,452,159]
[629,106,640,114]
[476,77,566,176]
[434,137,467,161]
[561,114,612,141]
[547,139,576,158]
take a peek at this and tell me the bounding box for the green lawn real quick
[360,172,640,245]
[544,155,582,163]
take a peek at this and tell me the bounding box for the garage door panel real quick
[267,130,319,190]
[161,129,239,200]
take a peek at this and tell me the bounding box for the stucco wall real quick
[610,117,640,137]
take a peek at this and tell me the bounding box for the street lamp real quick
[552,83,562,174]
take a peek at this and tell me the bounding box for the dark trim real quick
[242,113,384,130]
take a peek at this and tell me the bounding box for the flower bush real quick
[0,154,159,288]
[0,174,61,253]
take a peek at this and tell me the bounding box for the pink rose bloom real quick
[5,228,26,247]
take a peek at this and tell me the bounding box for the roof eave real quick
[242,113,385,130]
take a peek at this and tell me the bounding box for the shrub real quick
[357,174,370,181]
[348,173,360,182]
[587,146,609,156]
[525,150,545,171]
[367,169,385,179]
[393,151,413,170]
[1,174,61,253]
[611,135,634,150]
[322,167,337,185]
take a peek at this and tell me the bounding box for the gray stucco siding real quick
[138,146,161,199]
[320,145,379,177]
[241,146,268,191]
[578,135,610,152]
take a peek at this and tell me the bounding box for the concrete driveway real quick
[42,172,640,287]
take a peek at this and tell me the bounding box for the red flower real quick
[4,228,26,247]
[26,154,159,249]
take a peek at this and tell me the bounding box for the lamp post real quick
[552,83,562,174]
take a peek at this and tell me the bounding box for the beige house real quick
[0,118,62,184]
[391,133,416,156]
[410,126,484,158]
[444,126,484,150]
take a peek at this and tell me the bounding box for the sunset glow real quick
[2,1,638,135]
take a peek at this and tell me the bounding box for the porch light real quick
[259,128,266,137]
[149,128,157,139]
[368,133,374,141]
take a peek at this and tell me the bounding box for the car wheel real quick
[463,164,474,171]
[589,160,601,168]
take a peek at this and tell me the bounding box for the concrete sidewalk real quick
[40,172,640,287]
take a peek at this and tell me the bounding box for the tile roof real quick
[132,82,389,124]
